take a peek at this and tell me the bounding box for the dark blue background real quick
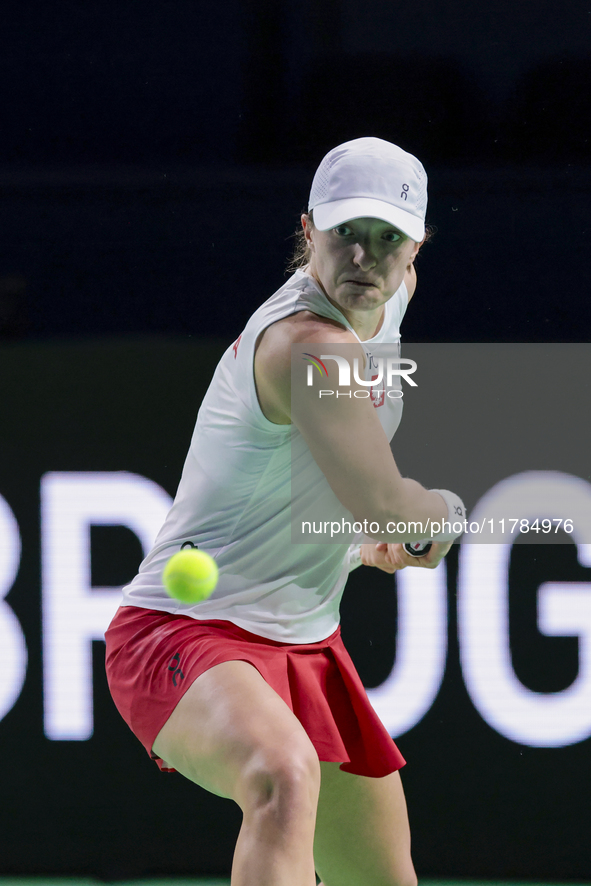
[0,0,590,344]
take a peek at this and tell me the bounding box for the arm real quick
[254,314,449,543]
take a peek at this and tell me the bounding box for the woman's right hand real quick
[360,541,452,573]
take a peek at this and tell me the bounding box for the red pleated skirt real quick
[104,605,406,778]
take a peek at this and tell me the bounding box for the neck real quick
[305,266,385,341]
[325,294,385,341]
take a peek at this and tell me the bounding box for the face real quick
[304,216,421,315]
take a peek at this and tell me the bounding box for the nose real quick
[352,240,377,271]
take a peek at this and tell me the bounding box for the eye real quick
[382,230,402,243]
[333,224,353,237]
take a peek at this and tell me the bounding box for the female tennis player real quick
[106,137,464,886]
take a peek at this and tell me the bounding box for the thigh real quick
[313,762,417,886]
[152,659,317,805]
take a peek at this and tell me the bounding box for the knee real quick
[390,869,418,886]
[319,870,417,886]
[368,862,418,886]
[237,737,321,821]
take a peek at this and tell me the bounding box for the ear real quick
[301,214,315,250]
[409,233,427,262]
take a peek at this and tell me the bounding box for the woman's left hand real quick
[360,541,452,573]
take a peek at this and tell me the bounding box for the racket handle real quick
[404,541,433,557]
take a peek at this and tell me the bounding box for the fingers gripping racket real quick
[346,541,433,571]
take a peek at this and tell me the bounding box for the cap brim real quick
[312,197,425,241]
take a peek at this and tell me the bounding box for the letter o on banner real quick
[458,471,591,748]
[0,495,27,723]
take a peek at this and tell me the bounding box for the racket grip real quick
[404,541,433,557]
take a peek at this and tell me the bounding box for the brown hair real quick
[286,211,435,274]
[285,210,314,274]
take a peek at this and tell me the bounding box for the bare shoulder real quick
[254,312,357,424]
[259,310,355,354]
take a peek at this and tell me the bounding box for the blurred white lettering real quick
[367,563,447,735]
[0,495,27,722]
[41,472,172,740]
[458,471,591,747]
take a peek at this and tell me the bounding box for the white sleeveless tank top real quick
[120,269,408,642]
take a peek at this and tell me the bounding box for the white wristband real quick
[346,544,362,571]
[429,489,467,541]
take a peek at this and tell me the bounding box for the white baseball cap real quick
[308,137,428,242]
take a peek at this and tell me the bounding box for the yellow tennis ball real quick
[162,549,218,603]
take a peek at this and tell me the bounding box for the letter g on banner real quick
[458,471,591,747]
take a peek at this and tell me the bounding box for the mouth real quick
[345,279,377,288]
